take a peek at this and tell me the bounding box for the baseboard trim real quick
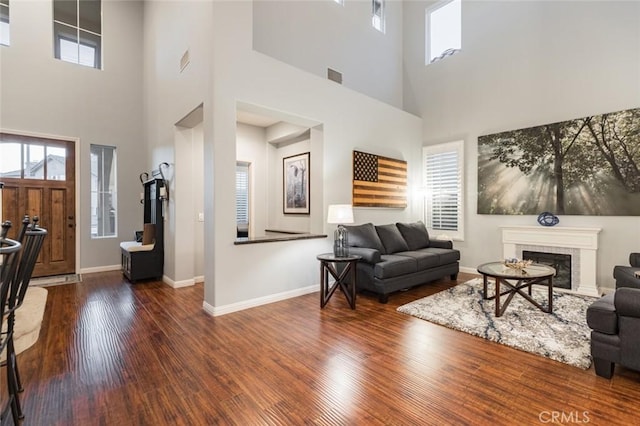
[203,284,319,317]
[459,265,477,275]
[162,275,196,288]
[194,275,205,283]
[80,264,121,274]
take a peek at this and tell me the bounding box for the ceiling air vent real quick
[327,68,342,84]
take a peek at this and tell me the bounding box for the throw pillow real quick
[396,221,430,250]
[376,224,410,254]
[343,223,386,254]
[142,223,155,245]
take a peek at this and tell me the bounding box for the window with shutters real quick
[236,162,250,229]
[423,140,464,241]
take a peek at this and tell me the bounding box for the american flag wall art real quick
[352,150,407,208]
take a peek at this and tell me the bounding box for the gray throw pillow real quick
[396,221,430,250]
[376,224,410,254]
[343,223,386,254]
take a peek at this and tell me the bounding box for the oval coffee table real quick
[477,262,556,317]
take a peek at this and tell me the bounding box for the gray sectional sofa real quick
[344,222,460,303]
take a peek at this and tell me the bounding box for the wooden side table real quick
[317,253,361,309]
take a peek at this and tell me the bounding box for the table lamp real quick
[327,204,354,257]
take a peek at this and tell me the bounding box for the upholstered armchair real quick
[613,253,640,289]
[586,287,640,378]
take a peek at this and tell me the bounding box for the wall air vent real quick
[327,68,342,84]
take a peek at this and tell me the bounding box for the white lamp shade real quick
[327,204,354,224]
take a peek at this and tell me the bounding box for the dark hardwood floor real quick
[16,271,640,425]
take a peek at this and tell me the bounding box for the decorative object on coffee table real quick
[503,258,533,270]
[537,211,559,226]
[327,204,354,257]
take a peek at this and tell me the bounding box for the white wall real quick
[253,0,405,109]
[0,0,145,271]
[403,0,640,290]
[205,0,422,310]
[143,0,213,285]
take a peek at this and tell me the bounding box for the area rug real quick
[31,273,82,287]
[397,278,596,369]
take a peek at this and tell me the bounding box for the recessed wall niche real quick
[235,102,323,239]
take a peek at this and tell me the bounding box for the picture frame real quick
[283,152,310,214]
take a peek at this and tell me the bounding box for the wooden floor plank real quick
[15,271,640,425]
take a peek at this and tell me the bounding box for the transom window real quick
[426,0,461,64]
[0,138,67,181]
[53,0,102,69]
[0,0,9,46]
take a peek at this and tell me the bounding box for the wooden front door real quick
[0,133,76,277]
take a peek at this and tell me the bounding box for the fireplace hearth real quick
[523,250,571,289]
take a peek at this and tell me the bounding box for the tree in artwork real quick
[478,108,640,215]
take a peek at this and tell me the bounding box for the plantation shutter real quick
[424,147,460,232]
[235,163,249,225]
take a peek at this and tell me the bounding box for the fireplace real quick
[523,250,571,289]
[501,226,602,296]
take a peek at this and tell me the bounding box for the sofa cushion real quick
[394,251,441,270]
[376,224,409,254]
[396,222,430,250]
[374,255,417,279]
[418,247,461,265]
[587,292,618,335]
[344,223,386,253]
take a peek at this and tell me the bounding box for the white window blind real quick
[236,163,249,225]
[423,141,464,240]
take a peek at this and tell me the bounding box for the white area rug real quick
[397,278,596,369]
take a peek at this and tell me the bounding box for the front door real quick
[0,133,76,277]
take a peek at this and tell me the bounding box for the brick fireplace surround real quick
[501,226,602,297]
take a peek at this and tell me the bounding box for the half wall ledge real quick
[234,232,327,245]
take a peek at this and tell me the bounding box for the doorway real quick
[0,132,76,277]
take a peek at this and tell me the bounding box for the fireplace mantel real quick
[501,226,602,296]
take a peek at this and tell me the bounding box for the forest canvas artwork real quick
[477,108,640,216]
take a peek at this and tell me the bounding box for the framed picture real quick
[283,152,310,214]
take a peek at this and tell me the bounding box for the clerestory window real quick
[426,0,461,64]
[0,0,9,46]
[372,0,385,33]
[53,0,102,69]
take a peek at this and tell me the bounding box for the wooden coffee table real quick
[477,262,556,317]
